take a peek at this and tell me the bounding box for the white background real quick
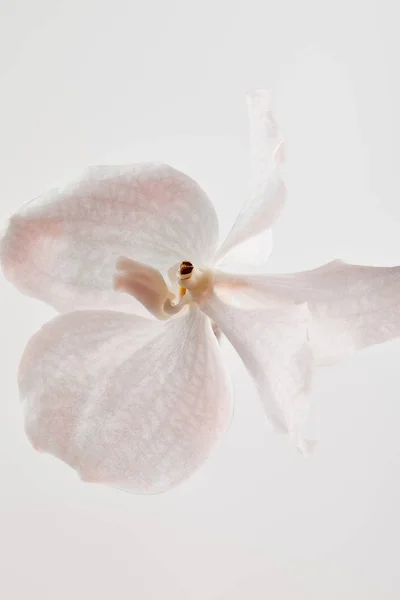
[1,1,400,598]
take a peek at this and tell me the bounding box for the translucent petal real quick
[1,163,219,312]
[214,260,400,365]
[216,229,273,273]
[18,307,232,494]
[201,293,313,452]
[214,90,285,264]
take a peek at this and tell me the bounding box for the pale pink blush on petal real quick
[1,163,219,313]
[18,307,232,494]
[1,216,63,296]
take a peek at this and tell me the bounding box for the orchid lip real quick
[113,256,214,319]
[164,261,215,315]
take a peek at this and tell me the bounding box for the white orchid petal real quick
[1,163,218,312]
[215,90,285,265]
[18,307,232,494]
[216,230,273,273]
[214,260,400,365]
[201,293,313,451]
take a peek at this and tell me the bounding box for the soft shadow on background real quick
[1,1,399,599]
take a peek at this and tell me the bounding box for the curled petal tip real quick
[115,256,135,271]
[113,273,126,292]
[115,256,128,271]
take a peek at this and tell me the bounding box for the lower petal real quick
[18,307,232,493]
[201,293,313,451]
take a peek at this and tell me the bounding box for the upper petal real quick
[215,230,273,274]
[214,90,286,265]
[214,260,400,365]
[201,292,313,452]
[1,163,219,312]
[18,306,232,494]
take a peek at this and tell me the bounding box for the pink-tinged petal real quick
[214,90,285,264]
[201,293,313,452]
[1,163,219,312]
[18,307,232,494]
[214,260,400,365]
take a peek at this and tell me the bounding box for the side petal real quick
[214,260,400,365]
[201,293,313,453]
[214,90,285,264]
[1,163,219,312]
[18,307,232,494]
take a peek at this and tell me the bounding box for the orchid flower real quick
[2,91,400,494]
